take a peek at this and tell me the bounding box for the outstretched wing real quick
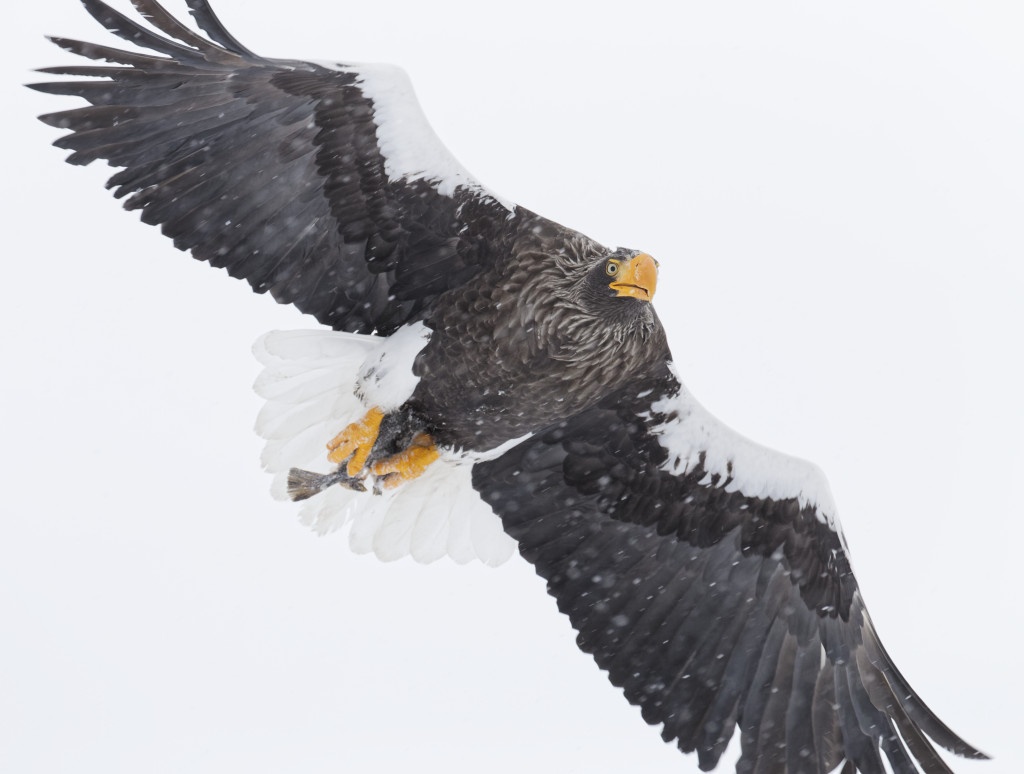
[473,362,985,774]
[31,0,516,335]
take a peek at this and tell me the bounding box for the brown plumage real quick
[411,215,667,450]
[32,2,986,772]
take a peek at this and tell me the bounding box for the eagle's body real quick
[33,2,986,773]
[411,215,667,451]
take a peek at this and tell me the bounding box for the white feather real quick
[319,61,515,213]
[252,329,517,566]
[408,496,452,564]
[354,320,431,411]
[650,362,841,531]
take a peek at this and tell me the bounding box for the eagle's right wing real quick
[33,0,518,335]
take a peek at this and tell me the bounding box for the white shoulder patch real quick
[253,328,516,566]
[648,362,840,529]
[325,61,514,212]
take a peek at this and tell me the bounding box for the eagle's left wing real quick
[472,361,985,774]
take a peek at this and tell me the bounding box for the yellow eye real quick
[605,260,619,276]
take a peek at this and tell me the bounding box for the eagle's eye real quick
[605,260,620,276]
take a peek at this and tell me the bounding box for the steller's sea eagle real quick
[32,1,987,772]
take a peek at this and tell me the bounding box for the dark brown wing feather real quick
[473,363,987,773]
[32,0,515,335]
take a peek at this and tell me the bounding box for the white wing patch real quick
[325,61,515,212]
[649,362,840,529]
[253,329,516,566]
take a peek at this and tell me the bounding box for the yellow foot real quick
[326,407,384,477]
[371,433,440,490]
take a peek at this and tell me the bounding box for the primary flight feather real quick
[32,1,986,771]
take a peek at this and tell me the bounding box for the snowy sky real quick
[4,1,1023,772]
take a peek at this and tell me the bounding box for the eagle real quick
[33,1,986,772]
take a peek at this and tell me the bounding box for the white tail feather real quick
[252,330,517,566]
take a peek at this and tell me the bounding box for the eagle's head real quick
[506,227,665,358]
[570,248,659,329]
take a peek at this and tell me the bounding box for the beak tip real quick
[609,252,658,302]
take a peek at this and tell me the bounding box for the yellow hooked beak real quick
[609,253,658,302]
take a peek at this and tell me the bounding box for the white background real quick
[4,1,1022,772]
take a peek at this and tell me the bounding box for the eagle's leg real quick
[325,406,436,490]
[326,407,385,476]
[371,432,440,491]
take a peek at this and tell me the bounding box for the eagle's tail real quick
[252,330,515,566]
